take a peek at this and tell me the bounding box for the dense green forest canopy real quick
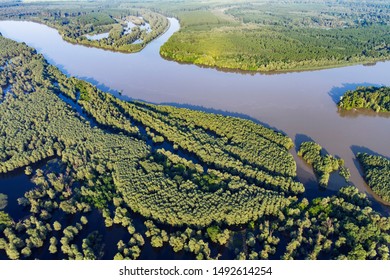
[357,153,390,204]
[0,35,389,260]
[281,186,390,260]
[158,0,390,71]
[0,34,302,228]
[338,86,390,112]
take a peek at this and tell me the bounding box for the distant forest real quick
[160,0,390,71]
[0,0,389,71]
[0,2,169,52]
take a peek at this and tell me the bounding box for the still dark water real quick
[0,19,389,214]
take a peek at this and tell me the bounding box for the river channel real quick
[0,18,389,215]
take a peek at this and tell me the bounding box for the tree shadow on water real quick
[294,134,315,151]
[328,82,384,104]
[44,57,133,101]
[294,133,344,199]
[78,76,134,101]
[351,145,390,159]
[350,145,390,214]
[350,145,390,178]
[294,133,331,155]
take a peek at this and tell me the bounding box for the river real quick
[0,18,389,215]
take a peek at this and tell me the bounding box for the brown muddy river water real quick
[0,18,389,213]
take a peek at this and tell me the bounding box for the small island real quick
[357,153,390,203]
[338,86,390,112]
[298,141,350,188]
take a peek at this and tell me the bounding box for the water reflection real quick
[338,108,390,119]
[328,82,384,104]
